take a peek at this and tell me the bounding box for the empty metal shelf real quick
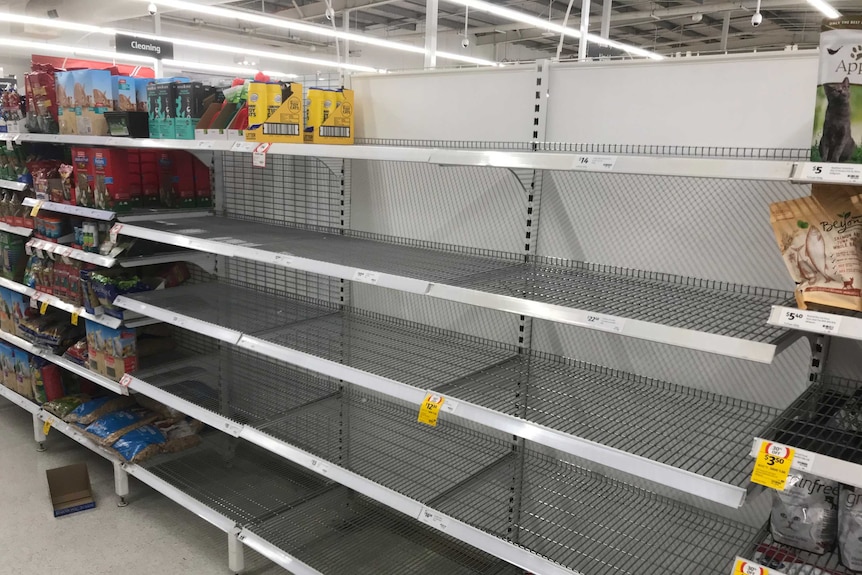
[115,216,796,362]
[118,282,776,507]
[144,439,518,575]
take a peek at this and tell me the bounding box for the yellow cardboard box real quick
[303,88,354,145]
[245,82,303,144]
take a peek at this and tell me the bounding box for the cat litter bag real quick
[771,471,839,554]
[111,425,166,463]
[84,409,158,446]
[839,484,862,570]
[65,395,136,425]
[812,15,862,164]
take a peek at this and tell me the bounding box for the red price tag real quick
[252,143,272,168]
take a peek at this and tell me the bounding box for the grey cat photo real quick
[820,77,857,164]
[770,471,839,554]
[839,484,862,571]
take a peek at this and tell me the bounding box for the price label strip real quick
[577,312,626,334]
[417,507,450,532]
[352,269,380,285]
[733,557,773,575]
[30,200,43,217]
[776,308,842,335]
[751,440,798,490]
[418,393,445,427]
[799,162,862,184]
[574,155,618,171]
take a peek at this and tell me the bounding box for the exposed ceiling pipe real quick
[468,0,824,34]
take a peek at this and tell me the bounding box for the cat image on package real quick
[771,471,839,554]
[812,17,862,164]
[839,484,862,571]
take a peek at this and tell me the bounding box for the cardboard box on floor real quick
[46,463,96,517]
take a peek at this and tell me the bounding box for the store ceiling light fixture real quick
[162,59,298,78]
[142,0,500,67]
[0,37,156,64]
[807,0,841,18]
[2,13,380,73]
[441,0,664,60]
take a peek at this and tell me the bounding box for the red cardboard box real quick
[172,151,196,209]
[193,157,212,208]
[92,148,134,212]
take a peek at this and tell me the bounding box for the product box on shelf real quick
[55,71,76,135]
[0,341,13,390]
[13,346,32,399]
[147,82,178,139]
[135,151,160,207]
[193,157,212,207]
[245,82,303,144]
[46,463,96,517]
[812,16,862,164]
[195,102,227,139]
[175,81,205,140]
[0,287,26,336]
[92,148,135,212]
[304,88,354,145]
[72,147,95,208]
[113,76,136,112]
[1,232,27,281]
[85,319,137,381]
[170,151,197,208]
[24,66,59,134]
[135,78,152,112]
[79,69,114,136]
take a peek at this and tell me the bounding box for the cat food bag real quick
[770,189,862,311]
[110,425,166,463]
[771,471,839,554]
[812,16,862,164]
[839,484,862,570]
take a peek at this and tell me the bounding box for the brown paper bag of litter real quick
[770,185,862,311]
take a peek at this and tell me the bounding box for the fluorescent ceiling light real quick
[0,38,156,64]
[162,59,298,78]
[144,0,499,66]
[2,12,380,73]
[442,0,663,60]
[807,0,841,18]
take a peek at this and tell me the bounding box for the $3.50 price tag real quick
[733,557,770,575]
[751,440,795,490]
[418,393,445,427]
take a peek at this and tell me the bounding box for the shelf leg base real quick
[35,443,45,452]
[117,497,128,508]
[228,528,245,574]
[113,460,130,507]
[32,414,46,451]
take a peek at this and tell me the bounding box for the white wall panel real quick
[351,66,537,142]
[545,52,818,148]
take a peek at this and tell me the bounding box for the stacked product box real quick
[85,319,137,381]
[0,286,27,336]
[1,232,27,281]
[92,148,137,212]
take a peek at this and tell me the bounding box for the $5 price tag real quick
[751,440,795,490]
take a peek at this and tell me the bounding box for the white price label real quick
[441,397,458,414]
[792,448,815,472]
[777,309,842,335]
[417,507,449,531]
[230,141,257,153]
[352,270,380,285]
[119,374,133,388]
[310,458,330,475]
[171,314,188,328]
[578,313,626,334]
[799,162,862,184]
[574,155,617,171]
[196,140,214,149]
[273,252,294,266]
[174,229,206,235]
[25,241,32,256]
[252,143,272,167]
[5,140,11,151]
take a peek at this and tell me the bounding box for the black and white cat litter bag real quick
[812,15,862,164]
[771,471,839,554]
[839,484,862,571]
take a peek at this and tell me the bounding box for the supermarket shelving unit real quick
[3,54,862,575]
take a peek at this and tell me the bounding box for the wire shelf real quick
[138,358,759,575]
[758,374,862,465]
[743,530,857,575]
[144,438,521,575]
[122,282,778,499]
[116,216,795,357]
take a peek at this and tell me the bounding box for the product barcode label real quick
[319,126,350,138]
[263,123,299,136]
[417,507,449,531]
[776,308,842,335]
[798,162,862,184]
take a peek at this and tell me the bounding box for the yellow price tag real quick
[733,557,770,575]
[417,393,445,427]
[71,312,79,326]
[30,200,43,217]
[39,300,49,315]
[43,418,53,435]
[751,440,795,490]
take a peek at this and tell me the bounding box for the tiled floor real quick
[0,399,281,575]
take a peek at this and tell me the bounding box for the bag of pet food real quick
[771,471,839,554]
[42,394,90,419]
[812,16,862,164]
[84,409,158,446]
[839,484,862,570]
[65,395,136,425]
[111,425,166,463]
[770,188,862,311]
